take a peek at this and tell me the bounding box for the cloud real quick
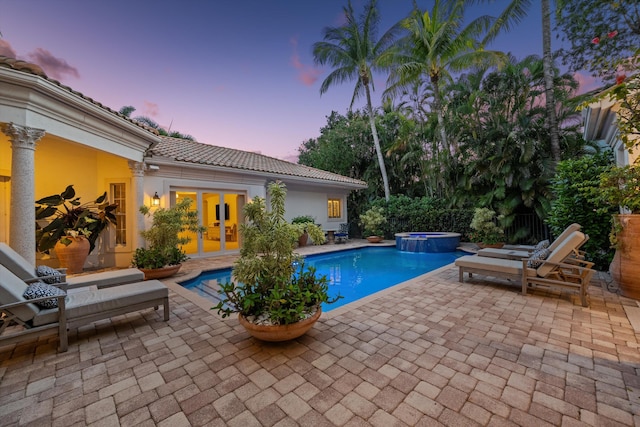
[289,36,321,86]
[573,71,600,94]
[0,40,17,58]
[142,101,159,118]
[26,48,80,81]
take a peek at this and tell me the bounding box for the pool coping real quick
[161,240,473,321]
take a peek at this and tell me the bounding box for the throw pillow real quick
[35,265,63,284]
[23,282,66,309]
[534,240,550,250]
[527,248,550,268]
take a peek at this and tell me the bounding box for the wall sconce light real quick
[152,192,160,207]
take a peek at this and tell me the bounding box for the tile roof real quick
[150,136,368,186]
[1,55,366,188]
[0,55,159,135]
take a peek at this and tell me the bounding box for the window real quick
[328,198,342,219]
[110,183,127,245]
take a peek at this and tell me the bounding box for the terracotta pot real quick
[298,232,309,247]
[54,236,90,274]
[367,236,383,243]
[610,214,640,300]
[239,308,321,342]
[140,264,182,280]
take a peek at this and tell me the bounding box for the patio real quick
[1,242,639,426]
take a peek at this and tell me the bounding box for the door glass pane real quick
[203,192,221,253]
[176,191,198,255]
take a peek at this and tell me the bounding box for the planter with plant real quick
[132,197,206,280]
[291,215,325,246]
[469,207,505,248]
[596,164,640,299]
[213,181,339,341]
[360,206,387,243]
[35,185,118,273]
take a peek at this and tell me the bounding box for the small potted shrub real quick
[35,185,118,273]
[360,207,387,243]
[213,181,340,341]
[469,207,505,248]
[132,197,206,279]
[291,215,325,246]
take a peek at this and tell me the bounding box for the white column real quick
[128,161,146,250]
[1,123,45,266]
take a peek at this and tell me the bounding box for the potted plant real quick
[213,181,340,341]
[291,215,325,246]
[469,207,505,249]
[132,197,206,280]
[35,185,118,273]
[359,206,387,243]
[596,164,640,299]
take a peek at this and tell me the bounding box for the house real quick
[582,79,639,166]
[0,55,367,270]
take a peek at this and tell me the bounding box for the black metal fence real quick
[351,212,551,244]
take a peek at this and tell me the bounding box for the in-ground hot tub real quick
[395,232,461,253]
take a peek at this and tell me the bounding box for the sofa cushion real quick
[0,264,40,322]
[535,240,550,250]
[23,282,66,309]
[527,248,550,268]
[36,265,63,284]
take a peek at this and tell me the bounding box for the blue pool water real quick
[181,247,466,312]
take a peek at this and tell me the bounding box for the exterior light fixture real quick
[152,192,160,207]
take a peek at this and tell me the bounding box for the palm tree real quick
[384,0,510,155]
[542,0,560,165]
[312,0,399,201]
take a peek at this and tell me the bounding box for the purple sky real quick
[0,1,598,162]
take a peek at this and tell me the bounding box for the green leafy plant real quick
[35,185,118,254]
[596,165,640,214]
[469,208,505,245]
[547,154,617,269]
[359,207,387,237]
[131,198,205,268]
[291,215,326,245]
[213,181,339,325]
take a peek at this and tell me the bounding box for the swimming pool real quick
[180,247,467,312]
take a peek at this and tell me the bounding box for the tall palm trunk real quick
[364,84,391,201]
[431,77,449,151]
[542,0,560,166]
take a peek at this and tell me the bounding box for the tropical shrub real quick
[547,153,617,269]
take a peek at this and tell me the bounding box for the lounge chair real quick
[0,263,169,352]
[455,230,593,306]
[478,223,582,259]
[334,223,349,243]
[0,242,144,289]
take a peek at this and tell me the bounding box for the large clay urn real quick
[609,214,640,300]
[54,236,90,274]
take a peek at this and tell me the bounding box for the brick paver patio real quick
[1,243,639,426]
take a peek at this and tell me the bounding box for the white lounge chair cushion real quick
[547,223,581,252]
[23,282,66,309]
[0,242,36,281]
[0,264,40,322]
[455,255,537,277]
[477,248,529,260]
[32,280,169,326]
[66,269,145,289]
[536,230,585,277]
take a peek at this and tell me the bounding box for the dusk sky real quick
[0,1,598,161]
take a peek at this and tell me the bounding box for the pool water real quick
[181,247,467,312]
